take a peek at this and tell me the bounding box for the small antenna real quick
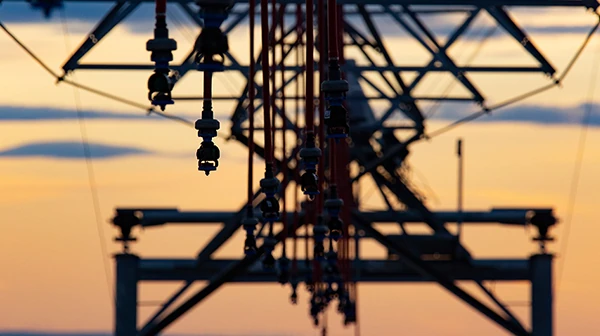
[457,138,464,238]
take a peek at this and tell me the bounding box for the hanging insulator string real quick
[147,0,177,110]
[305,0,325,314]
[277,5,291,285]
[242,0,259,256]
[248,0,256,207]
[290,182,300,303]
[299,0,322,200]
[290,17,302,300]
[195,3,228,175]
[271,0,278,156]
[322,0,349,139]
[259,0,280,269]
[305,0,315,133]
[317,0,326,210]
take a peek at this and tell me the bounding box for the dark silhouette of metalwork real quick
[5,0,599,334]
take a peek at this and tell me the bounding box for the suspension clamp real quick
[344,300,357,325]
[259,177,280,220]
[325,250,339,272]
[324,198,344,240]
[337,290,349,313]
[299,146,322,198]
[277,256,290,285]
[322,79,350,139]
[195,4,230,72]
[242,216,259,255]
[313,220,328,261]
[310,292,324,325]
[305,271,315,293]
[289,278,299,304]
[262,236,277,269]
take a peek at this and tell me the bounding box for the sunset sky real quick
[0,2,599,335]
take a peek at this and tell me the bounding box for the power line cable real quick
[425,15,600,139]
[0,19,193,127]
[60,9,115,308]
[556,33,600,295]
[425,25,498,119]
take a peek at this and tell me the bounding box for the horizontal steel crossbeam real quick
[137,258,531,282]
[6,0,598,6]
[116,208,547,227]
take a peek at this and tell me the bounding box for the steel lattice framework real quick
[4,0,599,335]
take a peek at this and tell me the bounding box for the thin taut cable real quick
[426,17,600,139]
[0,20,192,127]
[557,35,600,294]
[60,9,114,307]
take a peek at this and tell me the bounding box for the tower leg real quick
[531,253,553,336]
[115,253,139,336]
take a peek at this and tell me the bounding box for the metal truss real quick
[6,0,594,335]
[113,206,556,336]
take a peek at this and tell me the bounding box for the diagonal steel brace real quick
[61,1,141,72]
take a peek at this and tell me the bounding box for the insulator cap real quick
[241,216,259,229]
[324,198,344,210]
[313,223,329,236]
[321,79,349,94]
[263,236,277,248]
[262,252,276,268]
[260,176,280,189]
[299,146,322,160]
[146,38,178,52]
[194,119,221,133]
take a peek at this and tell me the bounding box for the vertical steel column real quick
[115,253,139,336]
[531,253,553,336]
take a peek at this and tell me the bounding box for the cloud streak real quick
[3,103,599,128]
[0,105,154,121]
[432,103,600,127]
[0,141,153,159]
